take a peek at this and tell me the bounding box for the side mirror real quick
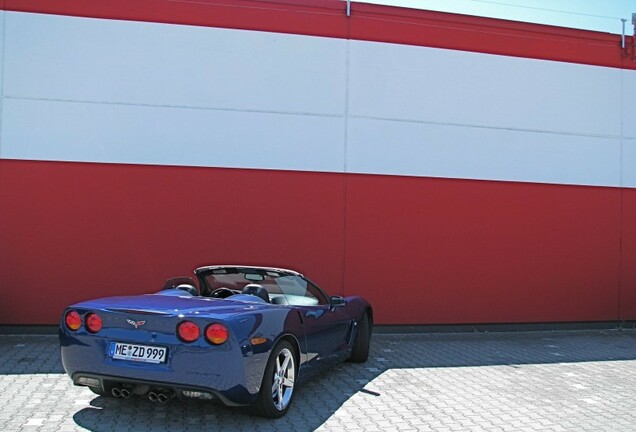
[329,296,346,309]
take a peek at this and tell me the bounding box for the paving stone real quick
[1,331,636,431]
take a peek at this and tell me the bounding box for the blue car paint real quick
[60,289,371,406]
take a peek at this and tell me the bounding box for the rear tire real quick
[349,312,371,362]
[251,340,297,418]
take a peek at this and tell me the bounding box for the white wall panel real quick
[349,40,622,138]
[0,98,345,173]
[624,138,636,188]
[623,70,636,139]
[1,11,633,190]
[621,70,635,188]
[4,12,346,115]
[347,118,622,188]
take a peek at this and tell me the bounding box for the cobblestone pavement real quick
[1,330,636,431]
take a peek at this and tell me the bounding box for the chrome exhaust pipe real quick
[120,388,131,399]
[157,391,173,403]
[148,391,158,402]
[111,387,122,398]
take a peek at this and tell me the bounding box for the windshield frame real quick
[195,266,331,305]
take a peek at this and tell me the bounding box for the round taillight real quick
[85,313,103,333]
[177,321,200,343]
[205,323,229,345]
[65,310,82,331]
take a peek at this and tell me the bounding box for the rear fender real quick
[226,307,305,394]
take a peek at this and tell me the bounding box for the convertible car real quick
[59,265,372,418]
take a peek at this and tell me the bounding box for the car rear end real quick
[59,295,268,406]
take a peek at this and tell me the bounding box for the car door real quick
[277,276,351,371]
[301,301,351,367]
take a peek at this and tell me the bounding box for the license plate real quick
[109,342,167,364]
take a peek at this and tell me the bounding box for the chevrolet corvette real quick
[59,265,372,418]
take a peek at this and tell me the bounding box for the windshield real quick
[200,267,328,306]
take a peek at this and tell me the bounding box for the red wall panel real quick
[343,174,622,324]
[349,3,632,70]
[4,0,348,39]
[3,0,632,70]
[620,189,636,320]
[0,2,632,326]
[0,160,628,325]
[0,160,346,324]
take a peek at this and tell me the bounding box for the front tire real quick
[349,312,371,362]
[251,340,297,418]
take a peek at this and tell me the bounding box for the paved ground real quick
[1,330,636,431]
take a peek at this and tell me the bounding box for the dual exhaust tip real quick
[111,387,173,403]
[111,387,131,399]
[148,391,173,403]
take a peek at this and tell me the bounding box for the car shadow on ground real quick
[2,331,636,430]
[71,359,381,431]
[69,329,636,431]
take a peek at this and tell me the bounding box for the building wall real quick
[1,0,635,325]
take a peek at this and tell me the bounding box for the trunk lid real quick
[74,293,268,318]
[68,294,271,336]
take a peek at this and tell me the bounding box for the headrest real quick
[242,284,270,303]
[175,284,197,296]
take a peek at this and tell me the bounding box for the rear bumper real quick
[60,329,269,406]
[71,371,249,406]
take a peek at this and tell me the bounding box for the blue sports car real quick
[59,265,373,418]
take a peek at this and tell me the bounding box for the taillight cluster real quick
[64,310,228,345]
[64,310,103,333]
[85,313,103,333]
[177,321,200,342]
[177,321,228,345]
[65,310,82,330]
[205,323,229,345]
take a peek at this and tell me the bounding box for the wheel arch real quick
[274,333,302,367]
